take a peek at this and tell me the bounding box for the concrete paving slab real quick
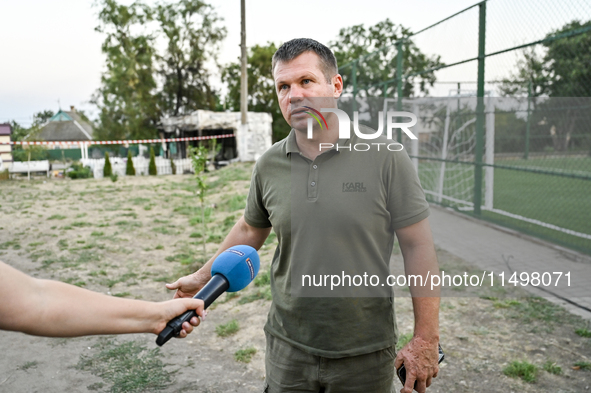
[428,205,591,321]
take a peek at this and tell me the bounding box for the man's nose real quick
[289,84,305,102]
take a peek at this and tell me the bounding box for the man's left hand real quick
[394,335,439,393]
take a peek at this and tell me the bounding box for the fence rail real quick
[339,0,591,254]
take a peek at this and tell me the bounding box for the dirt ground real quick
[1,164,590,393]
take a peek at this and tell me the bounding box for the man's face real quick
[274,51,343,132]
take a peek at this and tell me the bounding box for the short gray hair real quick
[272,38,338,82]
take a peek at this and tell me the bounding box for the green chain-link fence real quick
[339,0,591,254]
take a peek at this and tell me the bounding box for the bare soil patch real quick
[1,165,590,392]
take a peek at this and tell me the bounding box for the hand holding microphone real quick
[158,245,260,346]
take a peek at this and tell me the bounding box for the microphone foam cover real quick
[211,245,260,292]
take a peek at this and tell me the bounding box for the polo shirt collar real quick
[285,129,299,156]
[285,128,352,157]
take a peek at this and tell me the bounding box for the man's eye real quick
[303,79,311,84]
[279,85,289,90]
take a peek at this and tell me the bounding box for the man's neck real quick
[293,128,339,161]
[293,115,340,161]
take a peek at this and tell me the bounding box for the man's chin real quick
[290,118,308,133]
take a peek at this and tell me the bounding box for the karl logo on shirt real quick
[342,182,367,192]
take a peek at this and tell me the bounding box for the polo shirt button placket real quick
[308,161,319,200]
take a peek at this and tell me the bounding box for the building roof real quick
[39,109,93,141]
[0,123,11,136]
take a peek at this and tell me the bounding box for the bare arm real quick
[166,216,272,298]
[0,261,204,338]
[394,218,441,393]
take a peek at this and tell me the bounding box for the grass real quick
[130,197,150,205]
[113,292,131,298]
[57,239,68,250]
[396,332,413,351]
[48,214,66,220]
[574,361,591,370]
[543,361,562,375]
[237,287,272,304]
[76,339,174,393]
[215,319,240,337]
[99,272,138,288]
[165,252,195,265]
[503,361,538,383]
[234,347,257,363]
[493,299,521,309]
[61,277,86,287]
[18,361,39,371]
[220,194,247,212]
[28,241,44,248]
[489,296,574,332]
[417,156,591,254]
[575,327,591,338]
[71,221,92,227]
[115,220,142,228]
[254,270,270,286]
[153,226,178,235]
[0,240,21,250]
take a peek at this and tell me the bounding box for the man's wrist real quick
[192,269,211,285]
[412,330,440,344]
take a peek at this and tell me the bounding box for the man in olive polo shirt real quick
[167,38,441,393]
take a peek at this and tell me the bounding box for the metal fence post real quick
[473,1,486,216]
[396,40,404,142]
[352,60,358,112]
[524,79,532,160]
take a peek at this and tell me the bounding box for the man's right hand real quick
[165,216,271,299]
[165,271,211,299]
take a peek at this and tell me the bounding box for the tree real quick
[222,43,288,142]
[498,48,550,98]
[93,0,226,141]
[103,152,113,177]
[189,145,208,260]
[499,20,591,151]
[149,147,157,175]
[155,0,226,116]
[10,111,53,162]
[93,0,160,141]
[330,19,444,98]
[126,150,136,176]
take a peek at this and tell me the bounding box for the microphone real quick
[156,245,260,346]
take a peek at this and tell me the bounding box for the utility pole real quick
[240,0,247,128]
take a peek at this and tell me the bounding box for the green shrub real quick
[67,162,92,179]
[0,169,9,181]
[148,147,157,176]
[110,173,118,182]
[126,150,135,176]
[103,152,113,177]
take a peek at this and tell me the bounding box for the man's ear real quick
[332,74,344,98]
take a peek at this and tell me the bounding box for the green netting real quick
[342,0,591,254]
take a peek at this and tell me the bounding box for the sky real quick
[0,0,587,127]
